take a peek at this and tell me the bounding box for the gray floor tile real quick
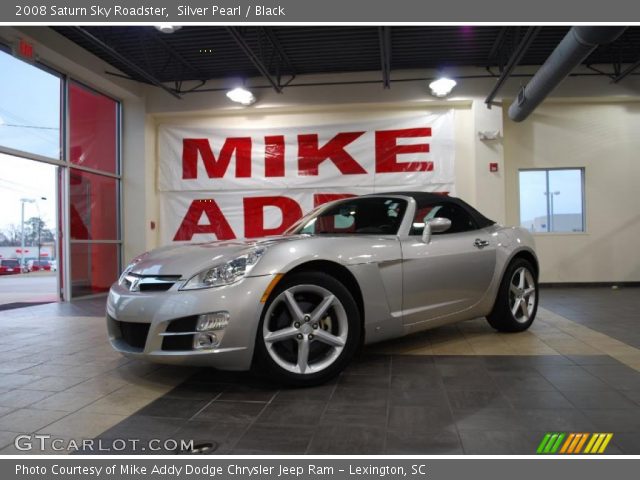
[98,415,184,440]
[135,398,211,419]
[343,359,390,376]
[0,408,69,433]
[0,389,54,408]
[216,384,279,403]
[389,388,449,407]
[540,372,613,392]
[2,374,44,390]
[390,373,444,390]
[330,386,388,408]
[503,390,574,409]
[385,428,463,454]
[566,355,624,366]
[620,390,640,407]
[256,401,325,426]
[164,382,226,400]
[338,373,390,388]
[388,405,455,433]
[233,424,315,454]
[562,390,639,409]
[580,408,640,432]
[460,430,548,455]
[307,425,385,454]
[320,404,387,428]
[273,383,336,403]
[454,408,595,432]
[30,391,105,413]
[491,373,558,392]
[442,373,498,391]
[193,401,267,424]
[446,390,510,409]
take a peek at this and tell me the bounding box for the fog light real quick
[194,332,219,350]
[196,312,229,331]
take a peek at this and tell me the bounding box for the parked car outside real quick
[0,259,22,275]
[27,259,52,272]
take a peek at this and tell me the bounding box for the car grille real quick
[122,274,181,292]
[117,320,150,350]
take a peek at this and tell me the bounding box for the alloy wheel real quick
[508,266,537,323]
[262,284,348,374]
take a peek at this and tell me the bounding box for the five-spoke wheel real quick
[487,258,538,332]
[508,266,537,324]
[254,271,360,385]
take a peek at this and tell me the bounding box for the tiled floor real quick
[0,288,639,455]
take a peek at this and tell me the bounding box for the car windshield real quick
[2,260,19,267]
[288,197,407,235]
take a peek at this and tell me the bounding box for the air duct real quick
[508,27,626,122]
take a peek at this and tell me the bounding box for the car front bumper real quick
[106,274,275,371]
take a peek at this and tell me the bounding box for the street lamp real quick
[35,197,47,264]
[19,197,47,271]
[544,191,561,232]
[20,198,35,270]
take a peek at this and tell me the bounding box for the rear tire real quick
[486,258,538,332]
[253,271,361,386]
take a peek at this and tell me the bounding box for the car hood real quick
[128,237,297,277]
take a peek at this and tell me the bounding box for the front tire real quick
[486,258,538,332]
[253,271,361,386]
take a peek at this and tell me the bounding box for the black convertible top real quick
[365,191,496,229]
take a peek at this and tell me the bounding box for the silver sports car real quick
[107,192,538,385]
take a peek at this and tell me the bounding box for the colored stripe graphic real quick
[584,433,614,454]
[538,433,613,454]
[559,433,575,454]
[550,433,565,453]
[574,433,589,453]
[537,433,552,454]
[537,433,566,454]
[597,434,613,453]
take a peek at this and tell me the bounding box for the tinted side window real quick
[410,202,479,235]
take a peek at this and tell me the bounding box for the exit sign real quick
[18,39,34,60]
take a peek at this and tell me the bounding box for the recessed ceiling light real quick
[226,87,256,106]
[154,24,182,34]
[429,77,457,97]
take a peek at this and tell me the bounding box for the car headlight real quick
[180,248,265,290]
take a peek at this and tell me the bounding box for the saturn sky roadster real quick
[107,192,539,385]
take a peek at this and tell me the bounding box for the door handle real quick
[474,238,490,249]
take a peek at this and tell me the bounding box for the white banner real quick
[158,112,455,244]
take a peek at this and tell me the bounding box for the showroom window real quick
[1,43,123,301]
[0,48,62,160]
[519,168,585,233]
[68,81,121,297]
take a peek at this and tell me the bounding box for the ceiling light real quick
[154,24,182,34]
[226,87,256,106]
[429,77,457,97]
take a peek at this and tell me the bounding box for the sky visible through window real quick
[0,50,61,158]
[519,169,584,232]
[0,51,59,237]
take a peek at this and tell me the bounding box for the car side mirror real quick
[421,217,452,243]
